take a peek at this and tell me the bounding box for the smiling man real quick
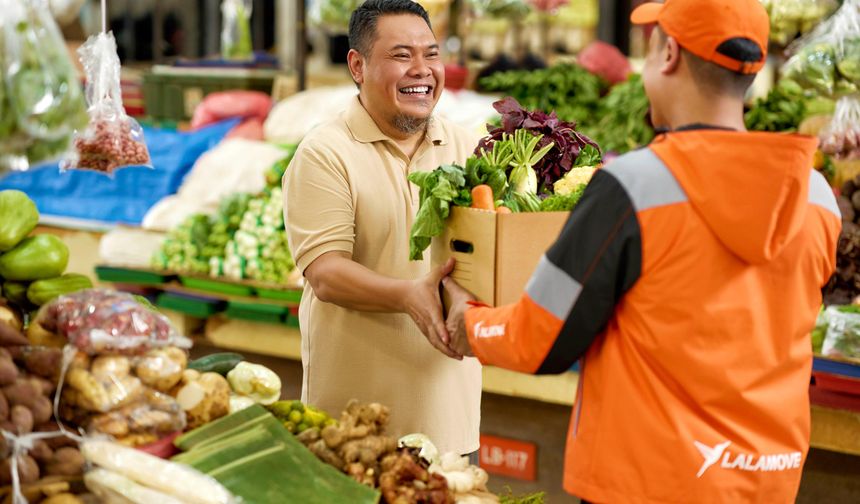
[282,0,482,455]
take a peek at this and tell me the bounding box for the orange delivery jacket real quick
[465,129,841,503]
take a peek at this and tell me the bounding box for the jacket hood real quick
[650,131,819,265]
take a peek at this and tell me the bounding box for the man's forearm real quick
[305,253,410,312]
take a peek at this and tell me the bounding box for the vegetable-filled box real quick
[432,207,568,307]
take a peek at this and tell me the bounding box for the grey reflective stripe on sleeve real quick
[809,169,840,219]
[525,255,583,320]
[602,148,687,211]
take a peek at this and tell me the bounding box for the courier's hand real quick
[442,276,475,358]
[404,258,462,360]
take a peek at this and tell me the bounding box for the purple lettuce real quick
[476,97,601,193]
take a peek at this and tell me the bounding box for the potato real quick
[42,494,84,504]
[28,375,56,397]
[177,372,231,429]
[0,305,23,332]
[88,412,130,438]
[45,447,85,477]
[23,347,63,379]
[65,368,110,412]
[135,347,187,392]
[25,320,67,348]
[30,395,53,425]
[0,323,27,346]
[3,378,41,408]
[30,439,54,464]
[11,404,33,434]
[0,358,18,386]
[0,390,8,421]
[17,454,40,484]
[90,355,131,380]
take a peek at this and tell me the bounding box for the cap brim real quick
[630,2,664,25]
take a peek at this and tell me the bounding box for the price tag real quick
[479,434,537,481]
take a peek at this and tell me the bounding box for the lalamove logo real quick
[473,321,505,339]
[693,440,802,478]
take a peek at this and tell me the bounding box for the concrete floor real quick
[193,343,860,503]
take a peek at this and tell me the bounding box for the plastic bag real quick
[0,0,88,173]
[781,0,860,98]
[820,95,860,159]
[762,0,838,45]
[57,346,189,443]
[821,305,860,363]
[62,32,151,174]
[221,0,253,61]
[36,289,191,355]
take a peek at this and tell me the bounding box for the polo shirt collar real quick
[345,95,447,146]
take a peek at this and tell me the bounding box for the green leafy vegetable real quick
[582,74,654,154]
[540,184,586,212]
[408,164,470,261]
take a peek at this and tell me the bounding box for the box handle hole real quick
[450,239,474,254]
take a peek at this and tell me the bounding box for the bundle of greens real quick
[408,99,601,260]
[583,74,654,154]
[478,64,607,126]
[477,97,601,194]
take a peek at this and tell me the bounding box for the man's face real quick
[356,14,444,134]
[642,28,668,128]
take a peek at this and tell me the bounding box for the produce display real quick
[0,0,88,172]
[221,0,253,61]
[761,0,837,45]
[825,175,860,305]
[152,155,297,286]
[409,98,600,260]
[479,64,606,133]
[582,74,653,155]
[811,305,860,362]
[0,191,94,319]
[267,399,335,434]
[820,95,860,159]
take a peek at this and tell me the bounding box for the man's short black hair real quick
[657,29,757,97]
[348,0,432,56]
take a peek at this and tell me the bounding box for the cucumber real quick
[188,352,244,375]
[27,273,93,306]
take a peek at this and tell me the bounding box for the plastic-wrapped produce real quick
[820,95,860,159]
[821,306,860,363]
[781,0,860,97]
[0,0,88,172]
[761,0,838,45]
[62,32,151,173]
[35,289,191,355]
[221,0,253,61]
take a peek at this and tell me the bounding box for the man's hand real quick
[442,276,476,358]
[402,258,463,360]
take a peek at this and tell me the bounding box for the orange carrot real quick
[496,206,512,214]
[470,185,495,211]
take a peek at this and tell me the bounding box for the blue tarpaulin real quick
[0,119,237,226]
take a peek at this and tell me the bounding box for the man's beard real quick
[393,114,430,135]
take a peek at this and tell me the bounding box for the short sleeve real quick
[283,140,355,273]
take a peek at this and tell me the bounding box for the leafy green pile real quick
[745,79,836,132]
[479,64,607,127]
[582,74,653,154]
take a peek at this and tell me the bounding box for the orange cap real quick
[630,0,770,74]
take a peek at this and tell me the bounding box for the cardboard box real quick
[432,207,569,307]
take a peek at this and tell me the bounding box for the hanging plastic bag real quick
[762,0,838,46]
[820,95,860,159]
[61,31,151,174]
[0,0,88,173]
[781,0,860,97]
[221,0,253,61]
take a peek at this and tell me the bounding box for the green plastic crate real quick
[157,293,224,318]
[142,66,282,122]
[255,286,302,303]
[225,301,288,324]
[96,266,171,285]
[179,276,254,297]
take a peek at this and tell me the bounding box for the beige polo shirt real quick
[283,96,482,454]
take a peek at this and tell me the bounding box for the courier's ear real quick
[347,49,365,86]
[661,36,682,76]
